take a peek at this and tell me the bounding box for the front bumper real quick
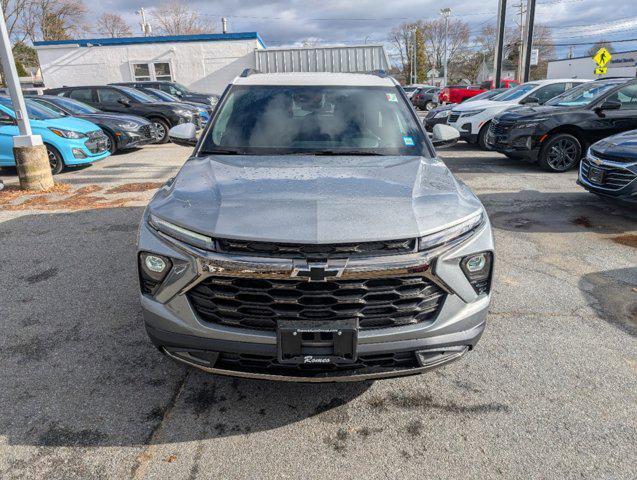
[137,213,494,381]
[61,134,111,165]
[578,155,637,202]
[485,124,541,161]
[117,124,159,150]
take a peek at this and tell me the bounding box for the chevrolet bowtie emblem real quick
[292,260,347,282]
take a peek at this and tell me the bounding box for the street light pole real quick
[0,5,53,190]
[440,8,452,87]
[493,0,508,89]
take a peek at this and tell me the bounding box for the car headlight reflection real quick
[418,211,484,251]
[149,214,215,250]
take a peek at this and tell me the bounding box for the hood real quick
[591,129,637,161]
[79,113,149,125]
[148,155,483,244]
[35,116,101,133]
[497,104,578,121]
[453,99,515,112]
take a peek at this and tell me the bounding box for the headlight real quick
[459,109,485,117]
[48,127,87,139]
[418,211,484,251]
[117,121,139,130]
[149,214,215,250]
[461,251,493,294]
[174,108,194,118]
[513,118,547,129]
[434,110,451,119]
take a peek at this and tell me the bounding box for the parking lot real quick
[0,142,635,479]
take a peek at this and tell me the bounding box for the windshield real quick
[201,85,428,156]
[492,83,538,101]
[173,82,191,94]
[147,88,180,102]
[467,89,504,102]
[0,97,64,120]
[119,87,157,103]
[46,96,99,114]
[545,82,618,107]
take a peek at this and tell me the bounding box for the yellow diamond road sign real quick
[594,66,607,75]
[593,48,612,67]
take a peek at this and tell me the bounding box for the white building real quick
[547,49,637,79]
[34,33,391,95]
[34,33,266,95]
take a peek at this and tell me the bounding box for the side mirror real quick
[168,123,198,147]
[599,100,621,111]
[431,124,460,148]
[520,96,539,105]
[118,98,131,107]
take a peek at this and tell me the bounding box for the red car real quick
[439,80,519,105]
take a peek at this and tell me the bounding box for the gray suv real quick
[137,72,494,382]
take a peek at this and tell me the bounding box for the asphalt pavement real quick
[0,142,635,480]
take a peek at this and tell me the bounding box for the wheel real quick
[424,101,435,111]
[539,133,582,172]
[477,122,491,150]
[104,131,117,154]
[46,144,64,175]
[151,118,170,144]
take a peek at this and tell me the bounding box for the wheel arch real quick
[543,125,588,150]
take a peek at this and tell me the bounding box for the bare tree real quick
[151,1,214,35]
[586,40,614,57]
[2,0,34,41]
[420,18,470,83]
[27,0,88,41]
[96,13,132,38]
[388,22,426,84]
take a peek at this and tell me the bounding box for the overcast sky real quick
[96,0,637,59]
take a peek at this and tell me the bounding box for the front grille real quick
[85,130,108,153]
[581,156,637,190]
[188,275,445,331]
[215,350,420,375]
[217,239,417,258]
[449,112,460,123]
[590,148,635,164]
[490,120,513,136]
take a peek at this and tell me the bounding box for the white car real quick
[447,79,591,149]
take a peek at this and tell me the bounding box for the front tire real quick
[151,118,170,144]
[104,131,117,154]
[539,133,582,172]
[424,101,435,111]
[46,144,64,175]
[477,122,491,150]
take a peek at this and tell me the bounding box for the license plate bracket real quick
[277,319,358,365]
[589,166,605,184]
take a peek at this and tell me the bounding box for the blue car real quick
[0,97,110,174]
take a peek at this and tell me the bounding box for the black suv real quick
[487,78,637,172]
[112,81,218,106]
[44,85,201,143]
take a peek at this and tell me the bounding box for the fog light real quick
[461,251,493,295]
[145,255,167,273]
[465,254,486,272]
[72,148,87,158]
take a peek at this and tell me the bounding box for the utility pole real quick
[521,0,537,82]
[412,28,418,84]
[136,8,151,36]
[493,0,507,89]
[0,5,53,190]
[513,2,526,82]
[440,8,451,87]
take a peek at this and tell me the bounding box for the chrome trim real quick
[162,346,467,382]
[588,150,637,168]
[580,155,637,192]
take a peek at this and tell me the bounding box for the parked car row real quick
[422,76,637,202]
[410,79,519,112]
[0,81,217,174]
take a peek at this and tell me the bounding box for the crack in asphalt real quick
[130,370,190,480]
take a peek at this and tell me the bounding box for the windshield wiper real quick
[199,148,245,155]
[307,150,385,156]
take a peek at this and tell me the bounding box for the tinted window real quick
[201,85,428,156]
[546,82,619,107]
[47,96,99,114]
[31,99,67,115]
[607,84,637,110]
[0,97,63,120]
[69,88,94,102]
[97,88,128,103]
[532,83,567,104]
[117,86,156,103]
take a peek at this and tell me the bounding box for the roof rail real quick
[594,76,633,81]
[371,69,387,78]
[240,68,260,77]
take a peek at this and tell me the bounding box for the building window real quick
[131,62,172,82]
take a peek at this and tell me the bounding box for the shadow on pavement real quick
[481,190,637,234]
[0,208,370,448]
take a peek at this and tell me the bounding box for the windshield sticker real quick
[403,136,415,146]
[386,93,398,102]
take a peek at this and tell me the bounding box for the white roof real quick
[233,72,396,87]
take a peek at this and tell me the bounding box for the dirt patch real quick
[3,192,129,211]
[106,182,163,194]
[0,183,72,205]
[572,216,593,228]
[613,234,637,248]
